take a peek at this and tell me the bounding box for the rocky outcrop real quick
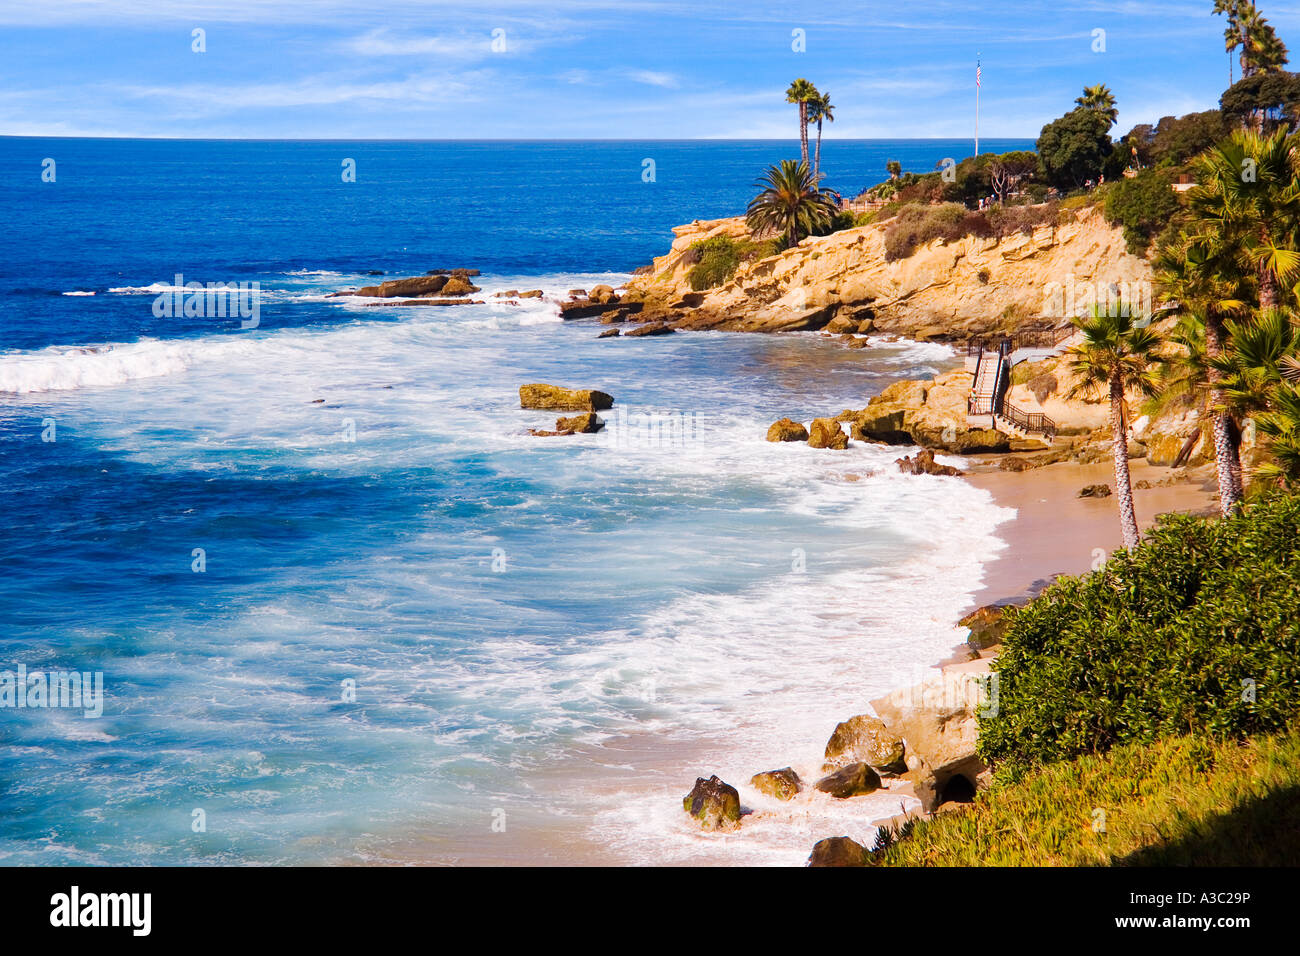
[814,762,881,798]
[751,768,802,801]
[824,715,906,773]
[1078,483,1112,498]
[596,328,620,338]
[331,269,479,299]
[625,207,1151,339]
[960,604,1013,650]
[556,413,603,433]
[808,836,868,867]
[897,449,962,476]
[624,322,674,337]
[683,775,742,831]
[808,418,849,450]
[871,661,996,814]
[519,384,614,412]
[766,418,809,443]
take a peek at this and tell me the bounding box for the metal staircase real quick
[965,327,1072,443]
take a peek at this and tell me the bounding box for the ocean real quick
[0,137,1023,866]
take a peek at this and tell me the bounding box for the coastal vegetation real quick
[744,159,838,250]
[683,234,780,291]
[871,725,1300,865]
[1062,305,1160,547]
[978,492,1300,779]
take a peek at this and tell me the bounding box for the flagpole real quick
[975,54,981,156]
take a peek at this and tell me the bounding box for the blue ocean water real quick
[0,138,1019,865]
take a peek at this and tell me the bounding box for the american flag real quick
[976,63,982,88]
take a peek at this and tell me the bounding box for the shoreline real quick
[962,458,1220,610]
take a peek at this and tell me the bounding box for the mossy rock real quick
[751,768,802,801]
[960,604,1014,650]
[824,715,906,772]
[683,775,742,831]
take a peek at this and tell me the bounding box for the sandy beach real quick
[965,459,1221,608]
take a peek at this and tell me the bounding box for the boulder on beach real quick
[1078,483,1113,498]
[896,449,962,476]
[808,418,849,450]
[824,715,906,773]
[750,768,802,801]
[555,412,603,434]
[825,316,857,334]
[766,418,809,443]
[808,836,869,867]
[519,384,614,412]
[682,775,742,831]
[845,338,870,350]
[597,328,620,338]
[589,284,617,304]
[814,762,881,798]
[960,604,1013,650]
[600,310,625,324]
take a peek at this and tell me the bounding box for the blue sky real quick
[1,0,1295,139]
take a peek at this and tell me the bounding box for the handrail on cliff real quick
[966,324,1074,357]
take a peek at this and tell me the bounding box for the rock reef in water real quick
[519,383,614,412]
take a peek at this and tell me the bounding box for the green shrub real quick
[872,727,1300,866]
[684,235,780,290]
[985,201,1060,239]
[883,203,991,261]
[1104,168,1182,256]
[979,494,1300,782]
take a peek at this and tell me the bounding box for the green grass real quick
[870,727,1300,866]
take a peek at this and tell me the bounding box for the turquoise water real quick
[0,139,1016,864]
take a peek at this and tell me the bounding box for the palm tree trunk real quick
[1260,260,1279,310]
[799,102,809,168]
[1110,373,1141,549]
[814,118,823,181]
[1203,313,1245,513]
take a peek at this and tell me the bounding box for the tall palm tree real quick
[746,160,838,249]
[1217,1,1290,79]
[887,159,902,180]
[1064,305,1161,549]
[1211,309,1300,487]
[1188,128,1300,311]
[809,91,835,182]
[785,78,819,168]
[1075,84,1119,128]
[1154,234,1252,512]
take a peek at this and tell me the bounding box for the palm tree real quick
[1075,84,1119,128]
[1211,309,1300,487]
[1188,128,1300,311]
[809,91,835,182]
[887,159,902,180]
[1154,234,1252,512]
[1217,1,1290,79]
[746,160,838,249]
[1064,305,1161,549]
[785,78,819,168]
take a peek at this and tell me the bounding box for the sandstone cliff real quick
[624,207,1153,340]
